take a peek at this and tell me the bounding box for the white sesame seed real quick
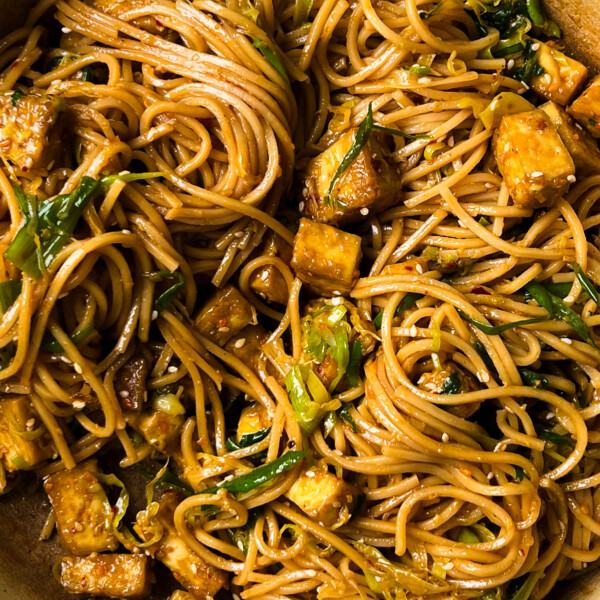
[330,297,343,305]
[73,521,84,532]
[409,325,418,337]
[567,175,576,183]
[72,400,86,409]
[544,73,552,85]
[234,338,246,349]
[151,310,158,320]
[442,433,450,442]
[121,229,131,234]
[306,470,316,478]
[532,43,540,51]
[61,27,72,33]
[61,356,72,364]
[477,370,490,383]
[234,231,244,238]
[485,182,495,189]
[26,418,35,429]
[487,471,494,480]
[447,136,455,148]
[74,363,83,374]
[531,171,543,178]
[333,449,343,456]
[443,562,454,570]
[332,290,341,296]
[521,81,530,90]
[305,570,318,578]
[299,201,305,212]
[418,77,432,84]
[416,263,424,274]
[561,337,572,344]
[118,390,130,398]
[563,295,575,303]
[167,365,178,373]
[507,59,515,70]
[218,326,230,333]
[191,564,198,574]
[360,207,370,216]
[118,170,130,176]
[547,412,555,419]
[506,406,513,414]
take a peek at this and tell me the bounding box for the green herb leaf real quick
[442,371,461,394]
[325,103,374,206]
[514,465,526,481]
[517,367,548,389]
[148,270,185,313]
[510,571,543,600]
[573,263,599,304]
[346,341,363,387]
[225,427,271,452]
[373,292,423,328]
[10,90,23,106]
[5,177,101,278]
[537,428,573,447]
[0,280,22,312]
[132,461,193,498]
[473,340,498,375]
[201,450,306,496]
[457,309,547,335]
[339,403,358,433]
[419,3,441,19]
[100,171,164,189]
[41,322,94,354]
[252,39,289,83]
[509,39,545,84]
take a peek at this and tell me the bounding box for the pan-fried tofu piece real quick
[0,396,53,472]
[568,74,600,138]
[540,101,600,175]
[248,233,292,305]
[0,92,63,171]
[236,403,271,443]
[286,466,358,528]
[493,110,575,207]
[301,128,401,225]
[58,554,153,598]
[194,285,256,346]
[132,403,185,455]
[224,325,272,379]
[530,42,588,106]
[115,353,150,413]
[139,493,227,599]
[291,218,362,295]
[44,461,118,555]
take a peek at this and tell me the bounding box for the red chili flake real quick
[11,60,19,69]
[404,266,413,271]
[217,317,228,328]
[472,287,491,295]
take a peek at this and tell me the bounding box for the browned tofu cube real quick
[132,404,184,455]
[248,233,292,305]
[194,285,256,346]
[540,101,600,176]
[0,396,53,472]
[44,461,118,555]
[530,42,588,106]
[286,466,358,528]
[59,554,153,598]
[493,110,575,207]
[114,354,150,413]
[0,92,62,171]
[139,493,227,599]
[301,128,401,225]
[236,403,271,443]
[291,218,362,295]
[568,74,600,138]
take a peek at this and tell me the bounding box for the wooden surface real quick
[0,1,599,599]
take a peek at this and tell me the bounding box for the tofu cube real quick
[291,218,362,295]
[286,466,358,528]
[530,42,588,106]
[301,128,401,225]
[0,92,62,171]
[248,233,293,305]
[194,285,256,346]
[44,461,118,555]
[0,396,53,472]
[132,406,184,455]
[140,493,228,599]
[540,101,600,176]
[568,74,600,138]
[493,110,575,207]
[114,354,150,413]
[58,554,153,598]
[236,403,271,443]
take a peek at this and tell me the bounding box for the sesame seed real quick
[485,182,494,189]
[72,400,86,409]
[118,170,131,176]
[73,521,84,532]
[544,73,552,85]
[167,366,178,373]
[547,412,555,419]
[487,471,494,480]
[409,325,418,337]
[234,231,244,237]
[218,326,230,333]
[561,337,572,344]
[416,264,423,274]
[506,406,513,414]
[26,418,35,429]
[360,207,369,216]
[74,363,83,374]
[447,136,455,148]
[531,171,543,178]
[521,81,530,90]
[507,59,515,70]
[443,562,454,570]
[305,570,317,578]
[61,27,72,33]
[442,433,450,442]
[418,77,431,84]
[299,201,305,212]
[121,229,131,234]
[191,564,198,574]
[306,470,315,478]
[332,290,341,296]
[532,43,540,51]
[567,175,576,183]
[151,310,158,321]
[330,297,343,305]
[118,390,130,398]
[333,449,343,456]
[234,338,246,349]
[478,370,490,383]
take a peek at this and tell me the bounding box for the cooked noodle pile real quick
[1,0,600,598]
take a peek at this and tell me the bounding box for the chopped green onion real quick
[373,292,422,329]
[457,309,547,335]
[201,450,306,496]
[517,367,547,389]
[514,465,526,481]
[339,403,358,433]
[42,322,94,354]
[442,371,461,394]
[510,571,543,600]
[225,427,271,452]
[0,280,22,312]
[346,340,363,387]
[537,429,573,447]
[10,90,23,106]
[100,171,164,189]
[252,39,289,84]
[573,263,599,304]
[526,0,544,26]
[148,270,185,313]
